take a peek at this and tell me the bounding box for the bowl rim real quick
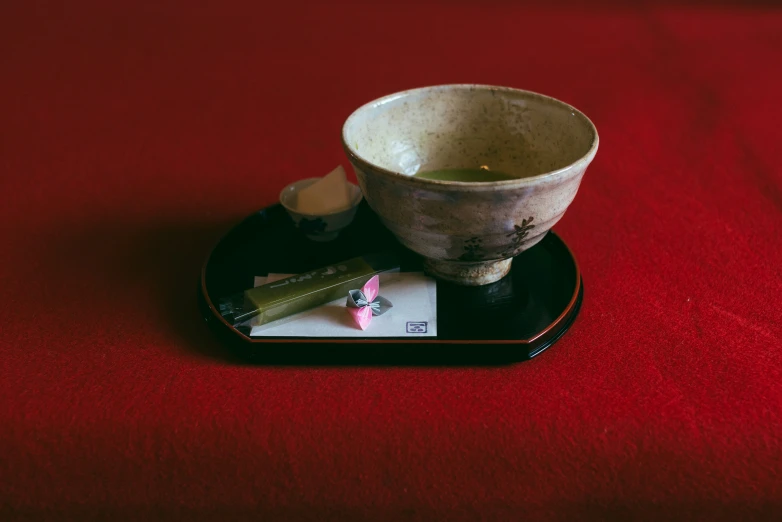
[341,84,599,191]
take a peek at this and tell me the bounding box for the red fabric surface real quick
[1,1,781,520]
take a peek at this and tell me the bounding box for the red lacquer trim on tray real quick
[200,233,581,345]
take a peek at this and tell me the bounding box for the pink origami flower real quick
[346,275,393,330]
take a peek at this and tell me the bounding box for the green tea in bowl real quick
[413,168,518,182]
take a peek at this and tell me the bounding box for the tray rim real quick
[199,207,582,346]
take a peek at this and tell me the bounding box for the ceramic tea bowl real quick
[341,84,598,285]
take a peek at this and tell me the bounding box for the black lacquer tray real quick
[198,201,582,365]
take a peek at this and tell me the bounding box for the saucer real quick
[198,201,583,365]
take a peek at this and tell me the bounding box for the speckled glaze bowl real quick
[342,84,599,286]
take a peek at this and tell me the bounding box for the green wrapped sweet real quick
[218,253,399,327]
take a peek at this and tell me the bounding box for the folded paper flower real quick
[346,275,393,330]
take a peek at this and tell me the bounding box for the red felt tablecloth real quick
[1,1,781,520]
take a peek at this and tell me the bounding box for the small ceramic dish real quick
[279,178,363,241]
